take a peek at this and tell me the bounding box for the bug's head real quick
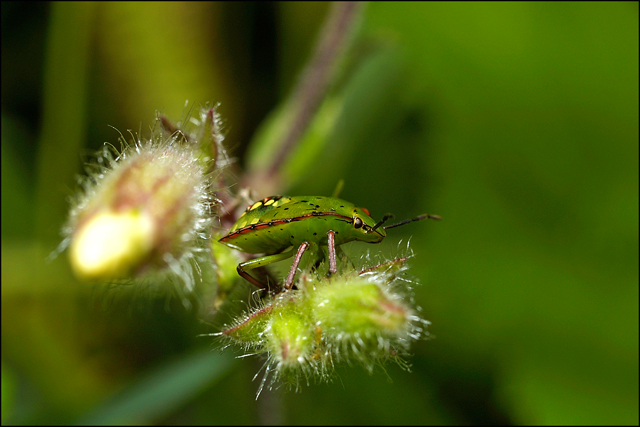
[351,207,387,243]
[351,208,441,243]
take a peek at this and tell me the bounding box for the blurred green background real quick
[1,2,637,425]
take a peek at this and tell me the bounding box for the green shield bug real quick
[218,195,440,291]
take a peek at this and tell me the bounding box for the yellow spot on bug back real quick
[250,201,262,211]
[264,198,275,206]
[250,218,260,225]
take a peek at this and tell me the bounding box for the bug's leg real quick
[238,249,296,290]
[327,230,337,276]
[284,242,310,291]
[236,264,268,290]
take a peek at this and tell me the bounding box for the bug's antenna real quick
[372,214,394,231]
[384,214,442,230]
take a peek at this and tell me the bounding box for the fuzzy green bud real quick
[265,297,316,369]
[219,257,427,396]
[222,305,273,345]
[66,128,212,286]
[309,275,413,348]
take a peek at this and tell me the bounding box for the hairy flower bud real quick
[265,297,316,369]
[222,305,273,346]
[64,110,219,291]
[312,277,410,337]
[218,256,428,397]
[308,273,417,369]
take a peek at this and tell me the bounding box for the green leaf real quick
[78,350,236,425]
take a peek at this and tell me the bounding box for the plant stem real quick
[245,1,365,192]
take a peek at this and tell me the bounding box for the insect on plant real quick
[218,195,441,292]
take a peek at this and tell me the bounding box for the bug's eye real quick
[353,217,363,229]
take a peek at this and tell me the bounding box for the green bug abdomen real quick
[219,195,385,254]
[221,211,353,254]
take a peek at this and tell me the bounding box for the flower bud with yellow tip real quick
[64,112,217,291]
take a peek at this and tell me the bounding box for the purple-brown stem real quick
[244,2,364,191]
